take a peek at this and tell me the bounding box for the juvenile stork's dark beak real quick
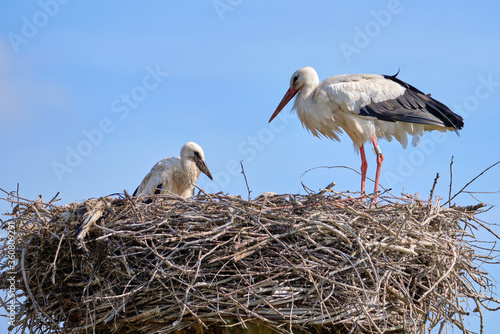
[195,157,213,180]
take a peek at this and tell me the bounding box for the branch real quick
[443,160,500,207]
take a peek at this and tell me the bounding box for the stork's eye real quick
[292,75,299,86]
[193,151,201,159]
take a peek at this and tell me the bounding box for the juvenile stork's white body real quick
[269,67,464,198]
[133,142,213,200]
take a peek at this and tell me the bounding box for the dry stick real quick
[289,286,294,334]
[231,266,290,322]
[303,261,335,325]
[429,173,440,201]
[48,192,60,204]
[443,160,500,207]
[225,295,281,330]
[21,245,62,332]
[0,187,56,207]
[51,228,66,284]
[193,184,212,199]
[5,189,499,333]
[301,181,315,195]
[471,217,500,240]
[418,243,457,303]
[240,161,252,201]
[465,191,487,204]
[374,206,412,257]
[301,165,389,192]
[473,298,484,334]
[448,156,454,208]
[463,190,500,194]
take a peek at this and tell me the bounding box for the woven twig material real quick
[1,192,498,333]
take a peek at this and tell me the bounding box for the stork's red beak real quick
[269,87,298,123]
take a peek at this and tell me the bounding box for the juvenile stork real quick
[269,67,463,198]
[133,142,213,200]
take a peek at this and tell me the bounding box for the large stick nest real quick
[1,191,499,333]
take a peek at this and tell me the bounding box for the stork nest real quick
[1,190,499,334]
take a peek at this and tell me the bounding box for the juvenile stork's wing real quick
[132,181,162,197]
[359,74,464,131]
[154,183,163,194]
[133,172,164,197]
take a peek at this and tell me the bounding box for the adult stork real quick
[269,67,463,198]
[133,142,213,200]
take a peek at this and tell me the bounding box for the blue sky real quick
[1,0,500,331]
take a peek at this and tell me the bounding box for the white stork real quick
[269,67,463,198]
[133,142,213,200]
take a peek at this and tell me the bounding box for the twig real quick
[240,160,252,201]
[2,188,499,334]
[448,156,454,208]
[0,187,57,207]
[301,181,315,195]
[443,160,500,207]
[429,173,439,201]
[193,184,212,199]
[418,243,457,302]
[51,228,66,284]
[462,190,500,194]
[301,165,387,191]
[21,245,62,332]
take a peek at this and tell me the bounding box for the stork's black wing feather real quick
[132,182,163,203]
[154,183,163,194]
[140,184,163,204]
[358,74,464,132]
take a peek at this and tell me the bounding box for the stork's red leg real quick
[359,144,368,193]
[371,137,384,199]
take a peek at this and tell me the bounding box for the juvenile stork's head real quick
[269,67,320,122]
[181,142,213,180]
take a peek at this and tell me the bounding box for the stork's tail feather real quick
[383,74,464,132]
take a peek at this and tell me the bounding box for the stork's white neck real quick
[181,159,200,181]
[293,84,317,118]
[291,67,320,118]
